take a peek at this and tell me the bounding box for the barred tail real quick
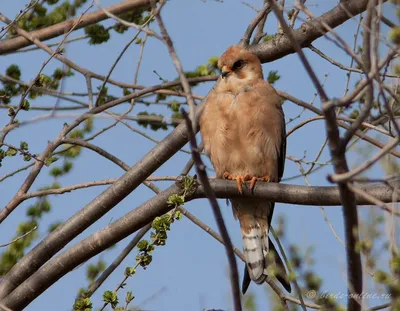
[232,198,291,294]
[240,219,291,294]
[241,222,268,284]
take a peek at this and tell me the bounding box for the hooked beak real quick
[221,65,232,78]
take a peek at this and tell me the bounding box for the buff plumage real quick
[200,46,291,293]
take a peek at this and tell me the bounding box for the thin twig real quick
[0,226,37,247]
[239,2,271,47]
[154,0,197,132]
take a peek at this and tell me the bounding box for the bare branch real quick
[249,0,381,63]
[2,178,399,309]
[239,2,271,47]
[330,137,400,183]
[0,226,37,248]
[154,1,197,131]
[0,0,152,54]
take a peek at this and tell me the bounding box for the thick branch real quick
[249,0,380,63]
[2,179,400,310]
[0,0,152,54]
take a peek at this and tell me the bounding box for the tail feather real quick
[241,226,291,294]
[269,239,291,293]
[232,198,290,294]
[242,224,266,282]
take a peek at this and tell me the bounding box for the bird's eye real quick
[232,60,244,70]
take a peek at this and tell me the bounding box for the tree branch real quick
[323,104,362,311]
[249,0,385,63]
[2,178,400,310]
[0,0,152,54]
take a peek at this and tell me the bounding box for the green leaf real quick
[208,56,219,68]
[50,166,63,177]
[375,270,389,283]
[304,271,322,291]
[85,24,110,45]
[112,7,151,34]
[183,175,195,193]
[349,109,359,119]
[173,210,182,220]
[124,267,136,277]
[35,74,52,88]
[389,27,400,44]
[48,221,62,232]
[69,129,84,139]
[73,297,92,311]
[169,100,180,112]
[6,64,21,80]
[21,99,30,111]
[63,161,73,173]
[87,264,100,281]
[40,199,51,212]
[61,145,82,158]
[123,88,131,96]
[0,90,10,104]
[17,220,38,234]
[52,67,74,80]
[137,111,168,131]
[125,291,135,304]
[45,156,59,166]
[102,290,119,308]
[267,70,280,85]
[263,34,275,42]
[20,141,28,151]
[8,107,15,116]
[6,147,17,157]
[391,255,400,275]
[137,240,150,252]
[167,194,184,206]
[243,292,256,311]
[136,253,152,267]
[27,206,42,218]
[83,118,93,133]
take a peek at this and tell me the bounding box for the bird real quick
[200,45,291,294]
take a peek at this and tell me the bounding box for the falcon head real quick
[218,46,263,83]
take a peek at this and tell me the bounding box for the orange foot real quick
[249,175,270,193]
[223,172,251,194]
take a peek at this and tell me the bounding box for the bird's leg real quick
[249,175,270,192]
[223,172,251,194]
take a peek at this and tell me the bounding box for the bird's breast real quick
[201,91,279,178]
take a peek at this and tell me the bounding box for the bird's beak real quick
[221,65,232,78]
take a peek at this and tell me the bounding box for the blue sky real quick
[0,0,397,310]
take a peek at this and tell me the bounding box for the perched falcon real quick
[200,46,291,294]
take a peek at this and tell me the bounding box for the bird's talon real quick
[249,177,257,192]
[237,178,243,194]
[249,175,271,192]
[223,171,248,194]
[223,171,232,180]
[223,172,270,194]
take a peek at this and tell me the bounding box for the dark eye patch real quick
[232,60,244,70]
